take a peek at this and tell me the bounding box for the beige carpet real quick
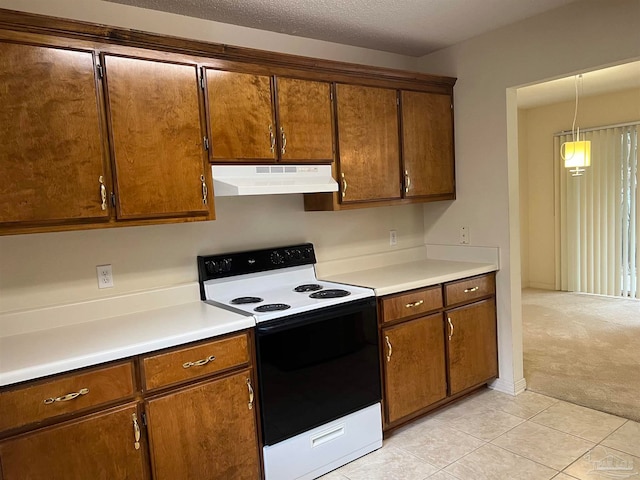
[522,288,640,422]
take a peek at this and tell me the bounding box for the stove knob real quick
[292,249,302,260]
[205,261,217,274]
[270,251,284,265]
[303,247,313,258]
[222,258,232,272]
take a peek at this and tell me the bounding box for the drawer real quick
[0,361,136,432]
[445,273,495,307]
[381,285,443,323]
[142,332,249,391]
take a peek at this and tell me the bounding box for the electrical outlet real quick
[96,264,113,289]
[389,230,398,246]
[460,226,469,245]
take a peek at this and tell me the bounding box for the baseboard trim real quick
[528,282,555,290]
[489,377,527,396]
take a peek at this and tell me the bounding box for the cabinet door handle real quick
[448,317,454,341]
[132,413,141,450]
[341,172,347,198]
[43,388,89,405]
[182,355,216,369]
[247,378,254,410]
[385,335,393,362]
[464,286,479,293]
[405,299,424,308]
[269,125,275,153]
[405,170,411,193]
[99,176,107,211]
[200,174,208,206]
[280,126,287,155]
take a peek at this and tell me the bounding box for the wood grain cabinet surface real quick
[141,333,249,391]
[0,403,148,480]
[335,83,401,204]
[379,273,497,431]
[0,11,456,233]
[0,361,135,432]
[0,41,110,228]
[206,69,333,163]
[446,298,498,395]
[103,54,212,221]
[0,330,261,479]
[145,370,260,480]
[380,285,443,324]
[401,90,455,199]
[382,314,447,424]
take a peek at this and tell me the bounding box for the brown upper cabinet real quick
[335,84,401,204]
[205,70,333,163]
[401,91,455,199]
[102,54,212,221]
[0,41,110,228]
[0,9,456,234]
[304,87,456,211]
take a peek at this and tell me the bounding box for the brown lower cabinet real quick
[382,314,447,424]
[447,299,498,396]
[145,370,260,480]
[0,330,261,480]
[0,403,148,480]
[379,273,498,430]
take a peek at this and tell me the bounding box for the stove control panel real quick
[197,243,317,284]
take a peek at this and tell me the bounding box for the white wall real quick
[520,87,640,290]
[417,0,640,393]
[0,0,424,313]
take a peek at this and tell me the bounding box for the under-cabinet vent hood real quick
[211,165,338,197]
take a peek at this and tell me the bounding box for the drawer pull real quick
[182,355,216,369]
[43,388,89,405]
[247,378,254,410]
[464,286,479,293]
[385,335,393,362]
[448,317,454,341]
[405,300,424,308]
[132,413,141,450]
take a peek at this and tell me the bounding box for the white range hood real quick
[212,165,338,197]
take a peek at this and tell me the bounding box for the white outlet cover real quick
[96,264,114,289]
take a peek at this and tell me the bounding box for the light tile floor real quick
[319,388,640,480]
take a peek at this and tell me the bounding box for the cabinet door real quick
[447,299,498,395]
[145,370,260,480]
[401,91,455,198]
[336,84,401,203]
[0,42,109,226]
[103,55,210,220]
[276,77,333,162]
[206,70,276,161]
[0,403,147,480]
[383,314,447,424]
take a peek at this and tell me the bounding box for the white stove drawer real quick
[263,403,382,480]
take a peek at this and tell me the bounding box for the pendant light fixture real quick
[561,74,591,176]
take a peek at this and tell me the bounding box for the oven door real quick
[255,297,380,446]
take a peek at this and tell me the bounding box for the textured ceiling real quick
[104,0,582,56]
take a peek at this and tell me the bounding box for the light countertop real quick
[320,259,496,296]
[0,301,253,386]
[317,245,499,296]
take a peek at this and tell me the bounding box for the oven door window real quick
[256,298,380,446]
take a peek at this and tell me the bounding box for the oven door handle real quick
[255,298,376,335]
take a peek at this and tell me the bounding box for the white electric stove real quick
[198,244,382,480]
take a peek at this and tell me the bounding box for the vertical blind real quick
[555,123,639,298]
